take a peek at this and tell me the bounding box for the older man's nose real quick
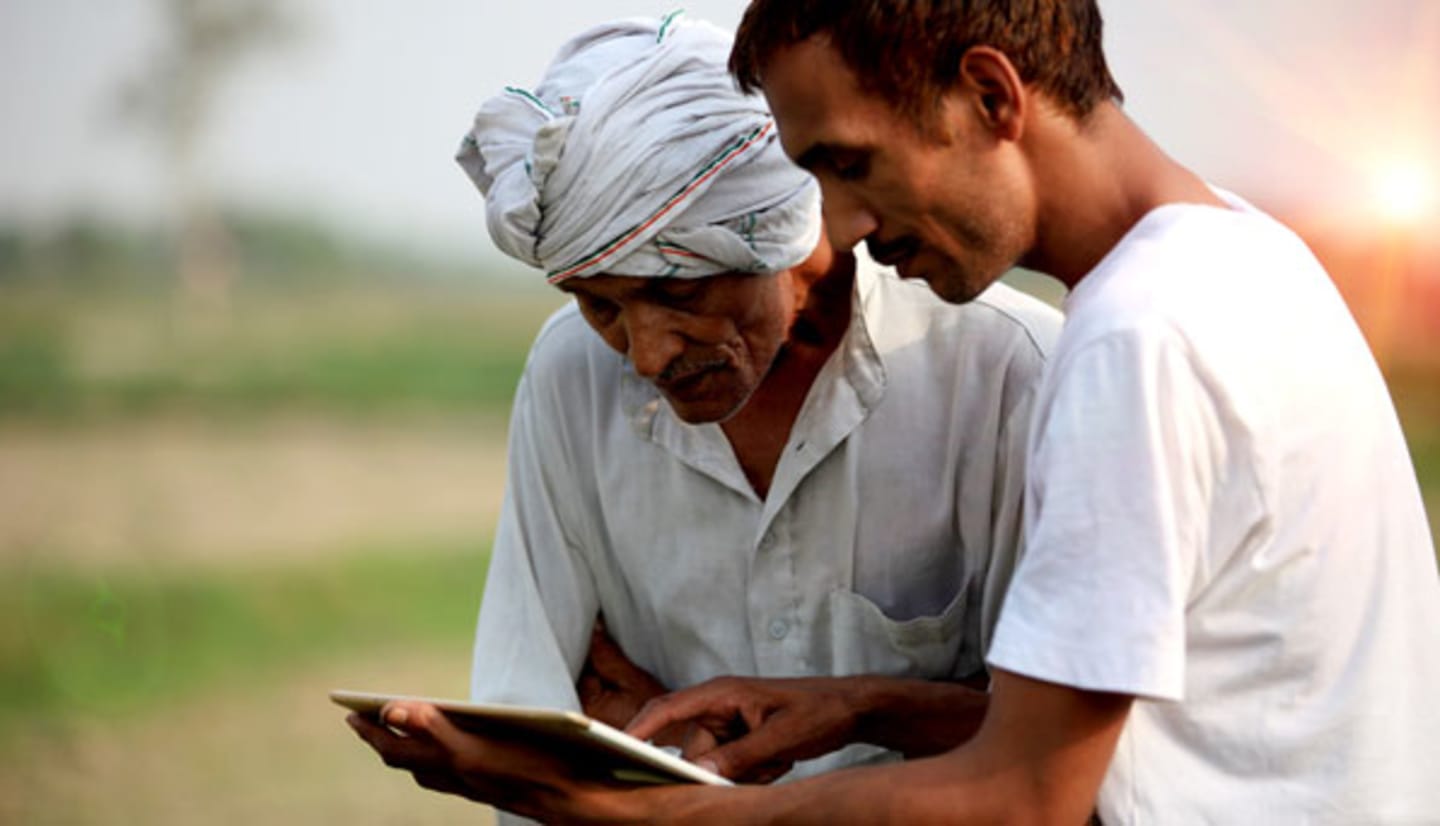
[625,311,684,380]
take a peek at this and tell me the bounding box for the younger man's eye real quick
[835,156,869,181]
[830,151,869,181]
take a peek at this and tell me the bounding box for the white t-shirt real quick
[987,192,1440,823]
[472,256,1061,779]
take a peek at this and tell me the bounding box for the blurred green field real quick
[1389,361,1440,540]
[0,280,552,420]
[0,229,1435,823]
[0,547,491,825]
[0,227,559,822]
[1394,363,1440,474]
[0,544,483,734]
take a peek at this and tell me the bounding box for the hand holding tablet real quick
[331,689,733,787]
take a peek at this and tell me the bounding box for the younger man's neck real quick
[1024,102,1228,288]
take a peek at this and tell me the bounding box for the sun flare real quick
[1370,159,1438,225]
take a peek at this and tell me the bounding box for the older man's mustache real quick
[658,356,730,385]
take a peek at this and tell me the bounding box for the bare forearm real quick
[652,711,1107,826]
[623,673,992,782]
[652,750,1027,826]
[642,673,1120,826]
[651,670,1126,826]
[847,675,990,758]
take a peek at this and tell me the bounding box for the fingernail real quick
[386,707,410,726]
[697,759,718,774]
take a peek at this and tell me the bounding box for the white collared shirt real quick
[471,255,1061,777]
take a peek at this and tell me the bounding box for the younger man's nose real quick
[821,192,880,252]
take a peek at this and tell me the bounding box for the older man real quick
[351,1,1440,823]
[447,11,1058,783]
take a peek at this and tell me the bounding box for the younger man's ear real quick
[956,46,1027,141]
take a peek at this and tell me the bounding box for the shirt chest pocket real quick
[819,586,978,680]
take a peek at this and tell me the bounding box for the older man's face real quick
[560,271,794,423]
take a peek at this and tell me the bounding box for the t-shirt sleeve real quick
[986,326,1223,701]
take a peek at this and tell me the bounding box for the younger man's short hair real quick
[731,0,1124,125]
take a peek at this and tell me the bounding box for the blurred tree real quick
[117,0,300,316]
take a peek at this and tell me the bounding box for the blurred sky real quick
[1,0,1437,260]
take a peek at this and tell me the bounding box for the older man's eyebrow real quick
[556,281,602,301]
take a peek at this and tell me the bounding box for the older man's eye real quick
[578,296,618,323]
[651,279,705,308]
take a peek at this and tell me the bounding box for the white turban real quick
[456,12,821,284]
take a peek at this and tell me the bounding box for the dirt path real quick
[0,416,510,570]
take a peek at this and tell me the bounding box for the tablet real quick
[331,689,732,787]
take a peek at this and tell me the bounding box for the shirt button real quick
[768,619,789,640]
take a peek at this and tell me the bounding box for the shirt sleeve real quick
[987,326,1222,701]
[470,366,599,711]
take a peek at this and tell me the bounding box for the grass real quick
[1392,370,1440,477]
[0,543,488,741]
[1387,367,1440,550]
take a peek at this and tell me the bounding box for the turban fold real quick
[457,12,821,284]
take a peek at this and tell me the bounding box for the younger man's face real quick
[760,36,1035,305]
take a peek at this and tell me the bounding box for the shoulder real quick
[860,260,1062,370]
[967,280,1064,359]
[1058,202,1327,366]
[515,301,624,408]
[1071,202,1318,320]
[856,265,1063,432]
